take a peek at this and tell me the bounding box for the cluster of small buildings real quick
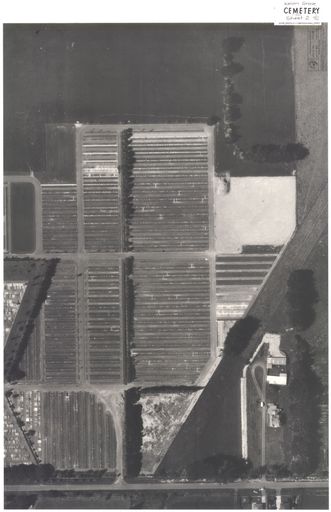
[263,333,287,429]
[3,282,27,343]
[9,391,43,458]
[4,399,35,466]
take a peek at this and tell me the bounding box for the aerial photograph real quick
[3,19,328,510]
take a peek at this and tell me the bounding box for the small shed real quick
[267,403,281,428]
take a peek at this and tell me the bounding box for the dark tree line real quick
[120,128,135,251]
[5,465,115,487]
[125,388,143,478]
[218,37,310,168]
[286,269,318,330]
[285,334,322,475]
[125,256,136,381]
[233,143,309,164]
[4,464,55,484]
[187,453,251,482]
[221,38,245,145]
[248,464,291,479]
[53,468,113,484]
[159,453,251,482]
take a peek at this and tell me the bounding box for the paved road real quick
[5,479,328,493]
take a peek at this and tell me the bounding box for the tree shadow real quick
[224,316,261,356]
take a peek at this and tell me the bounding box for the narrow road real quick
[251,362,267,466]
[5,479,328,493]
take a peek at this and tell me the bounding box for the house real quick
[266,372,287,386]
[263,333,287,386]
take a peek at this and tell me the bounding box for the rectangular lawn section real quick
[10,182,36,253]
[45,124,76,183]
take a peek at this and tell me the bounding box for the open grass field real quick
[265,418,285,467]
[35,494,130,509]
[246,371,262,467]
[164,490,235,509]
[4,25,294,180]
[293,26,328,225]
[215,177,296,253]
[45,124,76,183]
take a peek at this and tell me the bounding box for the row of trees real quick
[125,256,137,382]
[233,142,309,164]
[120,128,135,251]
[185,453,251,482]
[5,465,115,486]
[219,36,309,167]
[160,453,292,482]
[284,334,322,476]
[4,464,55,484]
[125,388,143,478]
[222,37,245,147]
